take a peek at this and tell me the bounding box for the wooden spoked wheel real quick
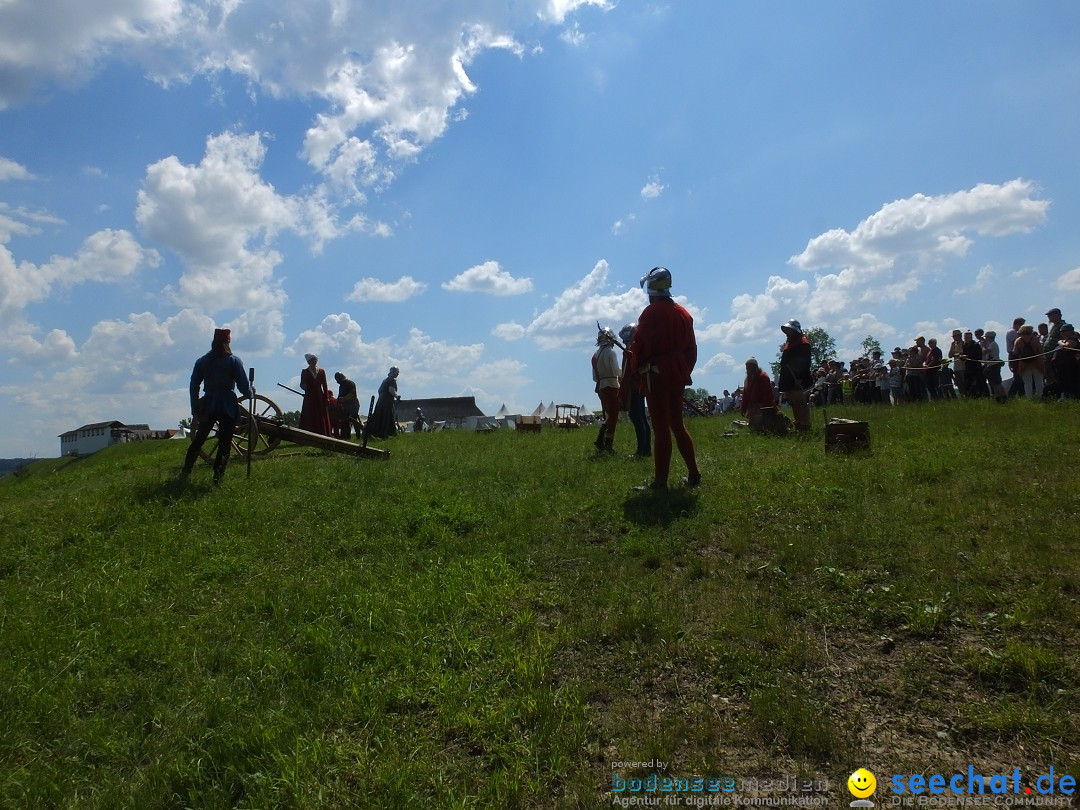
[191,393,282,465]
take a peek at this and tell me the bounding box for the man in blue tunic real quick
[181,328,252,484]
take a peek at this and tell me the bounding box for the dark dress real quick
[366,374,398,439]
[299,366,333,435]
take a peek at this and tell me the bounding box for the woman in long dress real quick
[366,366,399,439]
[299,353,333,435]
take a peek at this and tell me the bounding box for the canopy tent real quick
[532,401,546,415]
[540,401,558,420]
[495,403,512,417]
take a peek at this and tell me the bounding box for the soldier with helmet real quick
[592,325,622,452]
[629,267,701,490]
[778,319,813,431]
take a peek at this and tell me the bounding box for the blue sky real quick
[1,1,1078,458]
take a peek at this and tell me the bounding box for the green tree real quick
[283,410,301,427]
[860,334,883,359]
[805,326,838,368]
[687,386,711,402]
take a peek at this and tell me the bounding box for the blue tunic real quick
[189,352,251,419]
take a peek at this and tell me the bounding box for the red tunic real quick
[741,370,775,414]
[629,298,697,394]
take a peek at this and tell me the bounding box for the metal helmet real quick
[596,325,618,347]
[640,266,672,298]
[619,322,637,344]
[781,319,803,335]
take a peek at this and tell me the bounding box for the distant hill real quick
[0,458,38,477]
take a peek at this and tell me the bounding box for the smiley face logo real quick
[848,769,876,799]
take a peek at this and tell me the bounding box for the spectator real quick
[962,331,987,397]
[938,360,957,399]
[924,338,943,399]
[906,344,927,402]
[1044,308,1065,395]
[1054,323,1079,399]
[1005,317,1026,397]
[948,329,966,395]
[1012,324,1044,399]
[888,358,905,405]
[982,330,1007,402]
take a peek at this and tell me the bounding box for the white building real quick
[58,421,177,456]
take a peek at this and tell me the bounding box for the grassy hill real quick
[1,400,1078,808]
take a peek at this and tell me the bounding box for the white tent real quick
[541,401,558,420]
[532,401,546,415]
[495,403,512,417]
[464,415,499,431]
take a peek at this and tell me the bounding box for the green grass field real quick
[2,399,1078,808]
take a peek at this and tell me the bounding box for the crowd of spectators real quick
[686,306,1079,415]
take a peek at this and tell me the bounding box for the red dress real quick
[299,367,333,435]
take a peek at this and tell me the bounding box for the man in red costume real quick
[629,266,701,491]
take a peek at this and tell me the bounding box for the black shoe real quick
[682,473,701,488]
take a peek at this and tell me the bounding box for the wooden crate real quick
[824,417,870,454]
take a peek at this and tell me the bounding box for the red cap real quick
[214,328,231,342]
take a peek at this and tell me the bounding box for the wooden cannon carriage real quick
[191,393,389,466]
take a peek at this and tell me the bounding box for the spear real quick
[246,367,255,478]
[277,382,304,397]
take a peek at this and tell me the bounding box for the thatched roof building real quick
[397,396,484,425]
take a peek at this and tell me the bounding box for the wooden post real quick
[361,395,375,448]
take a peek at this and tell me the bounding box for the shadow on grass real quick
[622,488,699,527]
[133,475,220,503]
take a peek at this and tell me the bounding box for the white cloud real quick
[492,321,527,340]
[697,275,810,345]
[640,179,664,200]
[1,326,78,365]
[0,227,159,320]
[136,131,298,346]
[791,179,1049,274]
[347,275,427,302]
[953,264,996,295]
[611,213,634,235]
[0,0,610,204]
[284,315,492,396]
[521,259,648,349]
[700,352,737,374]
[702,180,1051,350]
[442,260,533,295]
[1058,267,1080,292]
[560,22,586,47]
[0,157,33,181]
[540,0,613,24]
